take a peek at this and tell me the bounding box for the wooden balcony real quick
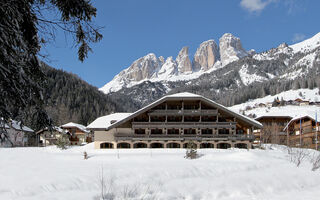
[147,109,218,116]
[132,121,236,129]
[114,133,255,141]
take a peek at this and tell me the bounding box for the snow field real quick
[1,144,320,200]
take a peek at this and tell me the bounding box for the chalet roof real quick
[283,113,318,131]
[61,122,89,133]
[87,113,132,129]
[5,120,34,132]
[255,115,293,121]
[104,92,263,130]
[36,126,67,134]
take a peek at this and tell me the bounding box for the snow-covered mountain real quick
[100,33,248,94]
[101,32,320,95]
[103,32,320,112]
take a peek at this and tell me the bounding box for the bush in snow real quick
[184,141,199,159]
[288,147,309,167]
[94,168,159,200]
[56,135,70,150]
[310,153,320,171]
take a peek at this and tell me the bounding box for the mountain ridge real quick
[105,32,320,111]
[100,33,248,94]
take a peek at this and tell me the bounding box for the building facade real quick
[0,120,35,147]
[61,122,91,145]
[255,116,292,145]
[284,115,320,149]
[88,93,262,149]
[36,127,68,146]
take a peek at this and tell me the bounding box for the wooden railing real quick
[114,133,255,141]
[148,109,218,116]
[132,121,236,129]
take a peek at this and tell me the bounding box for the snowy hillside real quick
[230,88,320,118]
[230,88,320,112]
[1,145,320,199]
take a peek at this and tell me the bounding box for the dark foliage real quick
[23,63,119,129]
[0,0,101,132]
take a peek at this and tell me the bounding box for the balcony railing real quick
[148,109,218,116]
[114,133,255,141]
[132,121,236,129]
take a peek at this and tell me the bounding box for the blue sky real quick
[40,0,320,88]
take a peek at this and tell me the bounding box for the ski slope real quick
[1,144,320,200]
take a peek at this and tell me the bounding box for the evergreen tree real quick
[0,0,102,124]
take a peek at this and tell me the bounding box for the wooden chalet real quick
[255,115,292,145]
[284,115,320,149]
[61,122,91,145]
[88,92,262,149]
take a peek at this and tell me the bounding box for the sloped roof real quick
[36,126,67,134]
[283,113,318,131]
[87,113,132,129]
[5,120,34,132]
[105,92,263,130]
[255,115,292,121]
[61,122,89,133]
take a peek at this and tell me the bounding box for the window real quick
[184,129,196,135]
[151,129,163,135]
[134,129,145,135]
[168,129,179,135]
[201,129,213,135]
[218,128,229,135]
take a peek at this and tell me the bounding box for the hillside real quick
[226,88,320,123]
[17,63,120,129]
[41,64,120,126]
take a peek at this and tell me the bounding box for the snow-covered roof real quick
[36,126,68,134]
[166,92,202,98]
[106,92,263,130]
[283,113,318,131]
[87,113,132,129]
[61,122,89,133]
[5,120,34,132]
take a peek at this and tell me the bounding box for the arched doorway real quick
[200,143,214,148]
[100,142,114,149]
[150,142,164,148]
[117,142,131,149]
[133,142,148,148]
[183,142,198,149]
[166,142,180,148]
[217,143,231,149]
[235,143,247,149]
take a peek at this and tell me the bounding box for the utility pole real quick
[315,111,318,150]
[286,120,289,147]
[299,117,302,148]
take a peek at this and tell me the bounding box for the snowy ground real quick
[1,144,320,200]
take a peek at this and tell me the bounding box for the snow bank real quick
[1,145,320,199]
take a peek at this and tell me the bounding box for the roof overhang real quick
[106,93,263,130]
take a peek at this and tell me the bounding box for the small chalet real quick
[258,103,267,108]
[61,122,91,145]
[299,101,310,106]
[0,120,35,147]
[36,127,68,146]
[255,115,292,145]
[284,115,320,149]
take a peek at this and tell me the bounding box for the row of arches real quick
[100,142,249,149]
